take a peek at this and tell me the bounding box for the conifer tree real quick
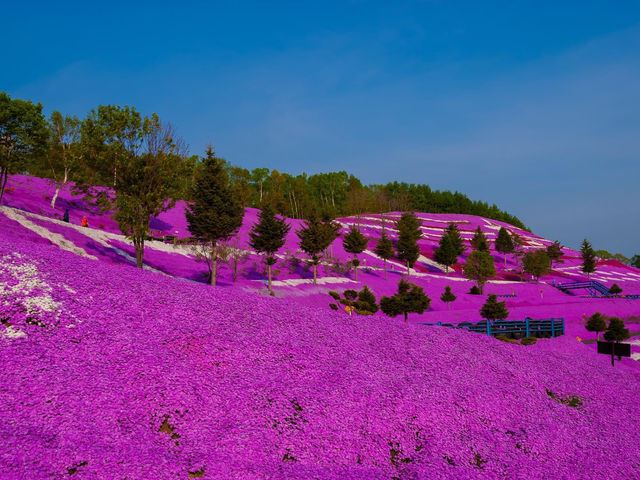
[480,294,509,321]
[343,226,368,281]
[470,226,489,252]
[433,233,458,273]
[631,255,640,269]
[396,212,422,277]
[546,241,564,268]
[495,227,514,267]
[608,283,622,297]
[249,205,290,295]
[186,146,244,286]
[585,312,607,340]
[464,250,496,294]
[380,279,430,322]
[603,317,630,366]
[440,285,457,310]
[374,230,394,280]
[522,249,551,283]
[580,238,597,280]
[445,223,465,257]
[355,285,379,314]
[297,214,340,284]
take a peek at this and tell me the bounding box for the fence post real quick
[437,322,441,326]
[487,320,492,337]
[551,318,556,338]
[525,318,530,338]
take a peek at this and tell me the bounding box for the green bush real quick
[520,336,537,346]
[469,285,481,295]
[329,303,339,311]
[495,334,518,344]
[328,291,341,301]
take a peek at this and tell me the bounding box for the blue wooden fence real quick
[418,317,565,338]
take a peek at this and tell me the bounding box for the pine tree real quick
[546,241,564,268]
[603,317,630,366]
[463,250,496,294]
[186,146,244,286]
[380,280,431,322]
[470,226,489,252]
[585,312,607,340]
[343,226,368,281]
[581,239,597,280]
[249,205,291,295]
[445,223,465,257]
[440,285,457,310]
[522,249,551,283]
[495,227,514,267]
[433,233,458,273]
[396,212,422,277]
[355,285,379,314]
[608,283,622,297]
[374,230,394,280]
[480,294,509,321]
[296,215,340,284]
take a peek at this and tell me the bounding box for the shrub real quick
[495,334,518,344]
[329,303,338,311]
[469,285,481,295]
[328,291,341,301]
[521,337,537,346]
[356,285,379,314]
[343,290,358,301]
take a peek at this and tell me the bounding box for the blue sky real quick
[3,1,639,255]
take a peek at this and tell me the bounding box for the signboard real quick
[597,341,631,357]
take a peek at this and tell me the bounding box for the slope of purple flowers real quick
[1,214,640,479]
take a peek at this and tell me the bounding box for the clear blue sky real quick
[3,1,639,255]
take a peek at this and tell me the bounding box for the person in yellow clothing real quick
[81,216,88,228]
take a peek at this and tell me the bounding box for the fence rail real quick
[418,317,565,338]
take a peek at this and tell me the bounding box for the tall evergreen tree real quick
[186,146,244,286]
[395,212,422,277]
[440,285,457,310]
[470,226,489,252]
[297,215,340,284]
[343,226,368,281]
[374,230,394,280]
[495,227,514,267]
[631,254,640,269]
[433,233,458,273]
[249,205,290,295]
[445,223,465,257]
[380,279,431,322]
[580,238,597,280]
[464,250,496,294]
[603,317,630,366]
[480,294,509,321]
[608,283,622,297]
[546,241,564,268]
[522,249,551,282]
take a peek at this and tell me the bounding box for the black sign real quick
[597,341,631,357]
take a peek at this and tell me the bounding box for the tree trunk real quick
[406,261,411,278]
[447,302,450,311]
[384,259,387,281]
[504,255,507,268]
[134,238,144,268]
[210,253,217,286]
[404,311,408,323]
[354,257,358,281]
[313,263,317,284]
[50,167,68,209]
[611,346,615,367]
[0,168,8,204]
[268,261,273,295]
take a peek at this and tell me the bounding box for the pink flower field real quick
[1,174,639,479]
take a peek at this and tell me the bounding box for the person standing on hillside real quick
[81,216,88,228]
[63,209,70,223]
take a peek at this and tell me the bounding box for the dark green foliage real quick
[0,92,48,203]
[495,334,518,344]
[343,289,358,301]
[470,226,489,252]
[445,223,465,257]
[631,255,640,269]
[440,285,457,310]
[546,390,583,408]
[374,230,394,280]
[546,241,564,267]
[522,249,551,282]
[603,317,630,343]
[395,212,422,275]
[296,215,340,284]
[356,285,379,314]
[249,205,290,295]
[329,303,339,311]
[343,226,368,281]
[186,146,244,285]
[480,294,509,321]
[464,251,496,294]
[380,280,431,322]
[495,227,514,267]
[608,283,622,296]
[520,337,538,346]
[468,285,481,295]
[580,238,597,279]
[433,233,458,273]
[585,312,607,339]
[328,291,341,301]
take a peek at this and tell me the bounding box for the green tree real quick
[374,230,394,280]
[546,241,564,268]
[251,167,270,205]
[585,312,607,340]
[440,285,457,310]
[45,111,83,209]
[445,223,465,257]
[186,146,244,285]
[343,226,368,281]
[480,294,509,321]
[297,215,340,284]
[355,285,379,314]
[249,205,290,295]
[0,92,48,203]
[396,212,422,276]
[470,226,489,252]
[580,239,597,280]
[608,283,622,297]
[630,255,640,269]
[522,249,551,282]
[464,250,496,294]
[495,227,514,267]
[380,280,431,322]
[603,317,630,366]
[433,233,459,273]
